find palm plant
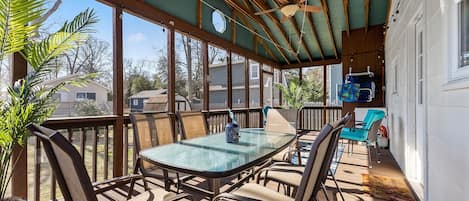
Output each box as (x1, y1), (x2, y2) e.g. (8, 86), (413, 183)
(0, 0), (97, 199)
(275, 77), (304, 109)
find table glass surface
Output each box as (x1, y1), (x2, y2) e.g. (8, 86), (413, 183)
(139, 128), (295, 175)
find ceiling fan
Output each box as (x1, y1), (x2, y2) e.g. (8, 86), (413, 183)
(254, 0), (321, 20)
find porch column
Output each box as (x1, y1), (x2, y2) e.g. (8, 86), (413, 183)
(323, 65), (327, 125)
(10, 53), (28, 200)
(112, 6), (124, 177)
(202, 42), (209, 111)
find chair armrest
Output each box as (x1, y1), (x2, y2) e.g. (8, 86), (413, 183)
(93, 174), (143, 194)
(214, 193), (260, 201)
(167, 193), (193, 201)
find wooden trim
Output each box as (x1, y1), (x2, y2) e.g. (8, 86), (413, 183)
(306, 14), (324, 60)
(320, 0), (338, 59)
(197, 0), (202, 29)
(266, 0), (313, 62)
(227, 51), (233, 109)
(281, 58), (341, 69)
(231, 11), (236, 44)
(384, 0), (393, 41)
(245, 59), (250, 126)
(343, 0), (350, 36)
(322, 65), (327, 125)
(10, 53), (28, 200)
(167, 27), (176, 113)
(203, 42), (209, 111)
(112, 6), (124, 177)
(98, 0), (278, 67)
(365, 0), (370, 32)
(278, 69), (283, 106)
(299, 67), (303, 81)
(224, 0), (293, 64)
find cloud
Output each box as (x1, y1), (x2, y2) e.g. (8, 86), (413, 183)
(128, 32), (146, 42)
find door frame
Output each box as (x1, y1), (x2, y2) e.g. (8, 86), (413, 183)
(406, 6), (427, 200)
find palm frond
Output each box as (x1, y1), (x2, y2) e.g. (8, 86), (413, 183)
(0, 0), (45, 59)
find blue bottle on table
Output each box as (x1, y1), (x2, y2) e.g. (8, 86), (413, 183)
(225, 109), (240, 143)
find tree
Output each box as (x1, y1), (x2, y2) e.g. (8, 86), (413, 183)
(73, 100), (103, 116)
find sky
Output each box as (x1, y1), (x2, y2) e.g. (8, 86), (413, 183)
(45, 0), (168, 61)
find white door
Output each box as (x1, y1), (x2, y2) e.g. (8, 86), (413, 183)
(414, 17), (425, 186)
(263, 73), (273, 106)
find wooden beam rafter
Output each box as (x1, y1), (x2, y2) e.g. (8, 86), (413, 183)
(225, 0), (297, 64)
(365, 0), (370, 32)
(281, 58), (341, 69)
(197, 0), (202, 29)
(320, 0), (339, 59)
(343, 0), (350, 36)
(234, 11), (279, 62)
(251, 0), (313, 62)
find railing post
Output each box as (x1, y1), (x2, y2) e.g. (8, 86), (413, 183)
(322, 65), (327, 125)
(245, 60), (250, 127)
(10, 52), (28, 199)
(112, 6), (124, 177)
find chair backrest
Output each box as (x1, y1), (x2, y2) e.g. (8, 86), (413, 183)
(28, 124), (97, 201)
(363, 110), (385, 130)
(177, 111), (209, 139)
(265, 109), (298, 134)
(367, 118), (384, 143)
(295, 124), (334, 201)
(130, 112), (176, 169)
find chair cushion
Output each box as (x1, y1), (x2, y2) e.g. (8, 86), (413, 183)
(232, 183), (295, 201)
(129, 188), (176, 201)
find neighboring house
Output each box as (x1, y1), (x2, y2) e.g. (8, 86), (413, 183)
(128, 89), (190, 112)
(43, 74), (111, 117)
(209, 61), (263, 108)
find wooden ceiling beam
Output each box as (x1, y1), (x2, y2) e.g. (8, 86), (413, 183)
(97, 0), (278, 67)
(281, 58), (341, 69)
(343, 0), (350, 36)
(320, 0), (339, 59)
(225, 0), (298, 64)
(365, 0), (370, 32)
(251, 0), (313, 62)
(197, 0), (202, 29)
(235, 11), (279, 62)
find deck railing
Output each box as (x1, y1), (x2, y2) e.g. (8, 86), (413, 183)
(27, 106), (340, 200)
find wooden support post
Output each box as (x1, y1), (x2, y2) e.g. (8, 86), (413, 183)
(112, 6), (124, 177)
(10, 53), (28, 200)
(202, 42), (209, 111)
(259, 64), (264, 126)
(245, 59), (250, 127)
(279, 69), (283, 106)
(168, 27), (176, 114)
(227, 51), (233, 109)
(323, 65), (327, 125)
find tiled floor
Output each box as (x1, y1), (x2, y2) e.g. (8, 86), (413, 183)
(97, 141), (416, 201)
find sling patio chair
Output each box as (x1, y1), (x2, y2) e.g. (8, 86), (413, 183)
(213, 123), (336, 201)
(255, 113), (352, 201)
(340, 110), (385, 168)
(176, 111), (209, 140)
(131, 112), (188, 192)
(27, 123), (192, 201)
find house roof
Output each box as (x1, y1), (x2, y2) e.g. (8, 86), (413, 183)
(144, 94), (187, 103)
(129, 89), (167, 99)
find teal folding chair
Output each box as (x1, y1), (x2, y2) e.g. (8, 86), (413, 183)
(340, 110), (385, 168)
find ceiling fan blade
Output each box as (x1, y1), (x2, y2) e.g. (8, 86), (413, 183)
(278, 0), (290, 5)
(299, 5), (321, 13)
(255, 8), (279, 15)
(281, 15), (290, 22)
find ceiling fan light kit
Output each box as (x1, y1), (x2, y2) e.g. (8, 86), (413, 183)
(281, 4), (300, 17)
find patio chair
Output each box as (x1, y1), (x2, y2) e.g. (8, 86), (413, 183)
(214, 123), (335, 201)
(340, 110), (385, 168)
(177, 111), (209, 139)
(130, 112), (185, 191)
(27, 123), (192, 201)
(256, 113), (352, 200)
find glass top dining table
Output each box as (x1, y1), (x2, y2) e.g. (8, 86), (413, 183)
(139, 128), (296, 178)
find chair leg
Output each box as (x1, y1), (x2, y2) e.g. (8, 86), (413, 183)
(329, 170), (345, 201)
(367, 145), (373, 168)
(375, 142), (381, 164)
(321, 183), (331, 201)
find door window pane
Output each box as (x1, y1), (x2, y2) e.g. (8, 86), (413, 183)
(208, 45), (228, 110)
(232, 53), (246, 108)
(273, 69), (281, 106)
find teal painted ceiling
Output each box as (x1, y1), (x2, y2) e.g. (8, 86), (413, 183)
(144, 0), (389, 65)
